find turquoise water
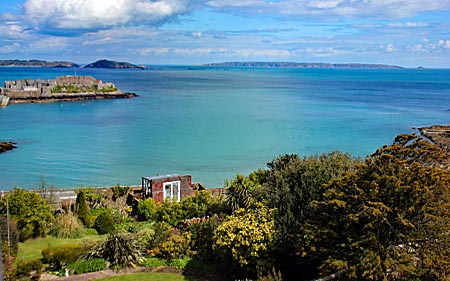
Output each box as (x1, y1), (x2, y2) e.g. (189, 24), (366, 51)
(1, 67), (450, 189)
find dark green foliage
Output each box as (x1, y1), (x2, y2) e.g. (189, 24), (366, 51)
(93, 211), (116, 234)
(13, 259), (42, 279)
(76, 190), (91, 227)
(0, 217), (19, 256)
(155, 202), (185, 227)
(146, 222), (171, 250)
(70, 258), (106, 274)
(185, 215), (223, 261)
(86, 231), (144, 268)
(304, 134), (450, 279)
(256, 152), (357, 244)
(142, 257), (167, 267)
(112, 185), (130, 201)
(0, 188), (53, 241)
(42, 245), (87, 270)
(225, 172), (262, 212)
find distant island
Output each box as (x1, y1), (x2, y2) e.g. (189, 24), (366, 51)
(0, 75), (137, 106)
(84, 59), (147, 69)
(0, 59), (79, 68)
(203, 61), (403, 69)
(0, 59), (147, 69)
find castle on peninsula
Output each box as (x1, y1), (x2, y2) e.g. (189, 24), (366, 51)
(0, 75), (124, 106)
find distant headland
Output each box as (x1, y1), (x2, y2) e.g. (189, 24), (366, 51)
(0, 75), (138, 106)
(0, 59), (147, 69)
(0, 59), (79, 68)
(203, 61), (403, 69)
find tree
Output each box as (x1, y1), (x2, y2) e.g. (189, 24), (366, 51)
(303, 134), (450, 279)
(75, 190), (90, 227)
(0, 188), (53, 241)
(213, 203), (276, 278)
(225, 172), (262, 212)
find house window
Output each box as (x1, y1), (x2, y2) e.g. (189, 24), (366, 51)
(163, 181), (180, 203)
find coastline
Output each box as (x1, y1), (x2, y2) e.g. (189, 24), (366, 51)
(418, 125), (450, 152)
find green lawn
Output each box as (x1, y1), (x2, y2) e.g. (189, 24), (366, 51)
(96, 272), (196, 281)
(17, 233), (102, 262)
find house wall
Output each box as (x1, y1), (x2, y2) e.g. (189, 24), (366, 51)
(150, 175), (192, 203)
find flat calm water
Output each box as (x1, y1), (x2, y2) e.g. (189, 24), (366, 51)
(1, 67), (450, 189)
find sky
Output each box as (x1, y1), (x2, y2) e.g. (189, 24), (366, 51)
(0, 0), (449, 67)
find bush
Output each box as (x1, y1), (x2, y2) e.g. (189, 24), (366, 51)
(41, 245), (86, 270)
(93, 211), (115, 235)
(13, 259), (43, 279)
(86, 232), (144, 269)
(70, 258), (106, 274)
(50, 212), (83, 238)
(76, 190), (91, 227)
(157, 231), (192, 260)
(138, 197), (157, 221)
(142, 257), (167, 267)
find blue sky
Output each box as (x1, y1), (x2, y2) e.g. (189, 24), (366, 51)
(0, 0), (449, 67)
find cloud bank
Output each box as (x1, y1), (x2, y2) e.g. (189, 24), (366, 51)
(23, 0), (200, 32)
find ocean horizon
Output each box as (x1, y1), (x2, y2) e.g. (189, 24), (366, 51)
(1, 66), (450, 190)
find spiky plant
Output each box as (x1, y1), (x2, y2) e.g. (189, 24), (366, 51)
(86, 231), (144, 269)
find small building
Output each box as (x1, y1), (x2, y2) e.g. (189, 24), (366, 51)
(142, 174), (193, 203)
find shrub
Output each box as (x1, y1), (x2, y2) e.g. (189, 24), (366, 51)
(42, 245), (86, 270)
(76, 190), (91, 227)
(13, 259), (43, 279)
(50, 212), (83, 238)
(157, 231), (192, 260)
(70, 258), (106, 274)
(93, 211), (115, 235)
(142, 257), (167, 267)
(138, 197), (157, 221)
(86, 232), (144, 269)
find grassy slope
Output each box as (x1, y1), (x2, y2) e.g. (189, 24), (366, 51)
(17, 233), (102, 261)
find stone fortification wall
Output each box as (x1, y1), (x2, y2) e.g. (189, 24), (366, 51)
(6, 90), (41, 98)
(56, 76), (97, 87)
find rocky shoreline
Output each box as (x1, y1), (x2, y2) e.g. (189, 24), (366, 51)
(0, 142), (17, 153)
(8, 91), (138, 104)
(418, 125), (450, 152)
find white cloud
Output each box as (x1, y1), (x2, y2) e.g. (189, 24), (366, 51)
(0, 42), (21, 53)
(387, 22), (428, 27)
(23, 0), (198, 32)
(207, 0), (450, 19)
(439, 39), (450, 49)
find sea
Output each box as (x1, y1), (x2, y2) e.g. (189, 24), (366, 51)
(1, 66), (450, 190)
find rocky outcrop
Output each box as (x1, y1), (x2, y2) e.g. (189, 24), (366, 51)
(0, 60), (79, 68)
(84, 59), (147, 69)
(418, 125), (450, 152)
(0, 142), (17, 153)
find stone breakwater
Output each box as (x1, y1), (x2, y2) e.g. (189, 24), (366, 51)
(8, 91), (138, 104)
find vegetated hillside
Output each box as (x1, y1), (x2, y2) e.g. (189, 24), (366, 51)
(84, 59), (147, 69)
(204, 61), (403, 69)
(0, 59), (79, 68)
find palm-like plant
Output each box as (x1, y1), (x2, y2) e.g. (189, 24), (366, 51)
(85, 231), (144, 269)
(225, 173), (261, 212)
